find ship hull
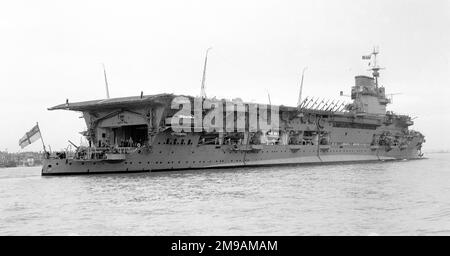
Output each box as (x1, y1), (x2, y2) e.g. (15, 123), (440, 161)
(41, 141), (423, 176)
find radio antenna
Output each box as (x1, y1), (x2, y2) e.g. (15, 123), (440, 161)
(200, 47), (212, 99)
(266, 89), (272, 105)
(297, 67), (308, 107)
(102, 63), (110, 99)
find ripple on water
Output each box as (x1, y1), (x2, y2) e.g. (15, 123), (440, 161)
(1, 154), (450, 235)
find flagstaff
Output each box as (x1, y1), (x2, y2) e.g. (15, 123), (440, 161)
(37, 122), (47, 154)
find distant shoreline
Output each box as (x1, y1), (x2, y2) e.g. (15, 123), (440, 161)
(424, 150), (450, 154)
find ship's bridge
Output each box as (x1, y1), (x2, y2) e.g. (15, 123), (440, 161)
(350, 76), (390, 115)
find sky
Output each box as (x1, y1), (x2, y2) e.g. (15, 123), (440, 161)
(0, 0), (449, 152)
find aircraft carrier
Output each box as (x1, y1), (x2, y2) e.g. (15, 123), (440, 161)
(41, 48), (425, 175)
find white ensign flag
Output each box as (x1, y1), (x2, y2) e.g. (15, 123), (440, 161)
(19, 124), (41, 149)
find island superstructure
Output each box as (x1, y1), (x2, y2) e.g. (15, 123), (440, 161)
(41, 49), (425, 175)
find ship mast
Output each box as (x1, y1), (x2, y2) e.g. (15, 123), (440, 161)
(369, 46), (382, 88)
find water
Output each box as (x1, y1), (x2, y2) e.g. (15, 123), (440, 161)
(1, 153), (450, 235)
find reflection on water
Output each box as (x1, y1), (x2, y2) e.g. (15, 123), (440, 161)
(1, 153), (450, 235)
